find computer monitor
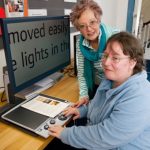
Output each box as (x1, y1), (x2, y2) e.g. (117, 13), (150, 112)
(1, 16), (70, 99)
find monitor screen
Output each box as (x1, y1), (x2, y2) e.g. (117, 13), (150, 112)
(1, 16), (70, 94)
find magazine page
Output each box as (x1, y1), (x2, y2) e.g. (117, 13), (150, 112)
(4, 0), (25, 17)
(21, 95), (70, 118)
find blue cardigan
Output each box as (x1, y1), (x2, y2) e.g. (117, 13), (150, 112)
(60, 71), (150, 150)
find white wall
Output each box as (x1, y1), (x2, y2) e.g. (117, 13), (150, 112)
(0, 0), (129, 87)
(132, 0), (142, 36)
(94, 0), (128, 30)
(0, 49), (6, 87)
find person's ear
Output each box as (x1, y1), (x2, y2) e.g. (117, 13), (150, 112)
(129, 59), (137, 70)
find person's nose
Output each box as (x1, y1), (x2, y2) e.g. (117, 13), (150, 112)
(103, 56), (111, 66)
(86, 25), (93, 31)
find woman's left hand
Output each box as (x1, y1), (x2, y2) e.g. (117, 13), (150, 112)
(48, 125), (65, 138)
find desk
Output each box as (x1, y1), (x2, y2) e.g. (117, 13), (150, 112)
(0, 75), (79, 150)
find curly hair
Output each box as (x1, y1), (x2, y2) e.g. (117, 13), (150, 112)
(70, 0), (102, 30)
(106, 32), (145, 74)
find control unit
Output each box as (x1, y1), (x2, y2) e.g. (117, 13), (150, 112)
(1, 94), (73, 138)
(35, 113), (72, 138)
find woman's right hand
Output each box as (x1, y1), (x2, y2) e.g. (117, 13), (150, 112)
(63, 107), (80, 120)
(72, 97), (89, 108)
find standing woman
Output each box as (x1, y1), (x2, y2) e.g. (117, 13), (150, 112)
(70, 0), (118, 107)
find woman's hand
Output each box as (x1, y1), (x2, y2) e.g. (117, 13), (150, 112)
(48, 107), (80, 138)
(63, 106), (80, 120)
(48, 125), (64, 138)
(72, 97), (89, 108)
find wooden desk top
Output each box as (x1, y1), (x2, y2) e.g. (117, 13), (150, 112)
(0, 75), (79, 150)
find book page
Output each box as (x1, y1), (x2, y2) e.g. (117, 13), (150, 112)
(21, 95), (70, 118)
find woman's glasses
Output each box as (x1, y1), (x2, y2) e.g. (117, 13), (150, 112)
(101, 54), (130, 64)
(78, 20), (98, 31)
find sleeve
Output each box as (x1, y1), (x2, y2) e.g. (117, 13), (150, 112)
(60, 94), (150, 150)
(78, 104), (88, 118)
(76, 38), (89, 99)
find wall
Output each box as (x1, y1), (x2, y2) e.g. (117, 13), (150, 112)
(141, 0), (150, 23)
(95, 0), (128, 30)
(0, 0), (129, 87)
(0, 50), (6, 89)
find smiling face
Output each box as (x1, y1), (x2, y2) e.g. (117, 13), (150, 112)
(102, 41), (137, 88)
(78, 9), (100, 42)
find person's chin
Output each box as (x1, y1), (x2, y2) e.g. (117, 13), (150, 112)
(105, 73), (114, 80)
(87, 33), (98, 40)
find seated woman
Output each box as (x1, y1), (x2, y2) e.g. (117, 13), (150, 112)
(48, 32), (150, 150)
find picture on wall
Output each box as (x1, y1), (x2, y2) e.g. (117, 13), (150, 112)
(4, 0), (28, 17)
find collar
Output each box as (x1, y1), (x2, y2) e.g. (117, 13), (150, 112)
(98, 71), (147, 98)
